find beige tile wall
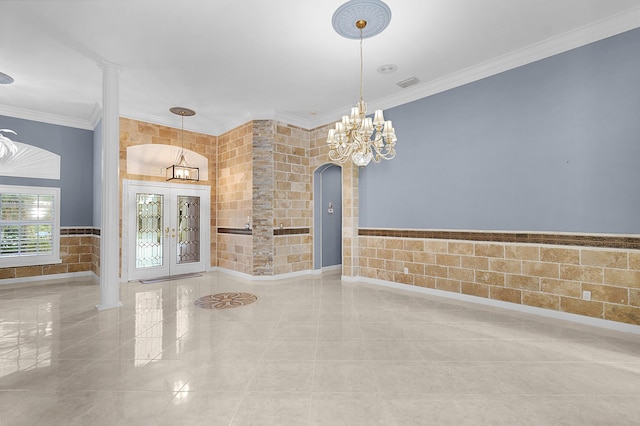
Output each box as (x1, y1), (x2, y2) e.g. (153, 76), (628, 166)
(0, 234), (98, 280)
(216, 120), (315, 276)
(273, 123), (311, 229)
(272, 122), (312, 273)
(359, 236), (640, 325)
(216, 123), (253, 229)
(274, 234), (312, 275)
(216, 122), (253, 273)
(217, 233), (253, 275)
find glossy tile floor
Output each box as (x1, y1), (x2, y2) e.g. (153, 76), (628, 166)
(1, 271), (639, 425)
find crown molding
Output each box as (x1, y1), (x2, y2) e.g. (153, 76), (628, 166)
(356, 5), (640, 118)
(215, 110), (317, 135)
(214, 112), (255, 136)
(0, 104), (95, 130)
(272, 110), (315, 129)
(119, 110), (221, 137)
(88, 103), (102, 128)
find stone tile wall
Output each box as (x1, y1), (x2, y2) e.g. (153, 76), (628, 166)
(216, 122), (254, 273)
(217, 233), (253, 275)
(0, 230), (98, 280)
(358, 233), (640, 325)
(273, 123), (311, 228)
(217, 120), (315, 277)
(271, 122), (312, 274)
(274, 233), (312, 275)
(252, 120), (275, 276)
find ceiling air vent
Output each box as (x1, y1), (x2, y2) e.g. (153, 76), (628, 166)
(396, 77), (419, 89)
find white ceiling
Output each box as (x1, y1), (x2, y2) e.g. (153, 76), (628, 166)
(2, 0), (640, 136)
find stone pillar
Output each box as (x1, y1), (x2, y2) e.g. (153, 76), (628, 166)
(96, 61), (123, 310)
(252, 120), (275, 275)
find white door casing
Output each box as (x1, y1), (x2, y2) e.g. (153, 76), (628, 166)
(122, 180), (210, 281)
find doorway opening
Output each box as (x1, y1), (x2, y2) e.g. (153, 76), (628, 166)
(122, 180), (210, 281)
(313, 164), (342, 271)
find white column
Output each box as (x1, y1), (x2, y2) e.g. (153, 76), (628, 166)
(97, 60), (123, 310)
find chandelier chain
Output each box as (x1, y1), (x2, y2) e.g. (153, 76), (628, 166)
(359, 28), (364, 106)
(166, 107), (199, 181)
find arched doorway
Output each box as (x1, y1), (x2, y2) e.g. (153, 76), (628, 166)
(313, 164), (342, 271)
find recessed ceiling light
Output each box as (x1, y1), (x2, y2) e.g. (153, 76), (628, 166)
(0, 72), (14, 85)
(377, 64), (397, 74)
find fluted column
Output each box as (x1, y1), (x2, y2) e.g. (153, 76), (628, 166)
(96, 60), (123, 310)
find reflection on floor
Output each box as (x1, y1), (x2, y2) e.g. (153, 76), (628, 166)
(0, 271), (639, 425)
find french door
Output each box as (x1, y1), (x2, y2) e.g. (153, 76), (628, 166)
(123, 180), (209, 281)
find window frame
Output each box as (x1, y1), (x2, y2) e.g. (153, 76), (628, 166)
(0, 185), (61, 268)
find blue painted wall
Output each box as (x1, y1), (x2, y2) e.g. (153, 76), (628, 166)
(321, 165), (342, 267)
(359, 28), (640, 234)
(0, 116), (94, 226)
(93, 119), (102, 228)
(314, 164), (342, 269)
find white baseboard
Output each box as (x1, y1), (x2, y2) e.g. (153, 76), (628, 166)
(355, 275), (640, 336)
(214, 266), (314, 281)
(0, 271), (96, 286)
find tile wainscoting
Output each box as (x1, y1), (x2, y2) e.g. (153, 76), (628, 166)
(358, 229), (640, 326)
(0, 227), (100, 281)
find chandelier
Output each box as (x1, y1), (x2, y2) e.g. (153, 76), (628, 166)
(327, 0), (397, 167)
(0, 129), (18, 161)
(166, 107), (199, 181)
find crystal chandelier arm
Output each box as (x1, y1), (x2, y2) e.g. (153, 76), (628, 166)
(328, 138), (357, 163)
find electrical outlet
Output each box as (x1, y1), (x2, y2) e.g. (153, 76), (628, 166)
(582, 290), (591, 301)
(404, 267), (409, 274)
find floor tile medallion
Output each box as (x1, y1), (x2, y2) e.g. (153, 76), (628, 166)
(194, 292), (258, 309)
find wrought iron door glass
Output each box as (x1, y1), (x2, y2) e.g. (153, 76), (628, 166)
(176, 195), (200, 264)
(136, 193), (163, 268)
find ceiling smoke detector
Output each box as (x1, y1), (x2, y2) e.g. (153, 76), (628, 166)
(396, 77), (419, 88)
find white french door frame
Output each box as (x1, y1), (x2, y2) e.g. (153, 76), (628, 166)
(121, 179), (210, 282)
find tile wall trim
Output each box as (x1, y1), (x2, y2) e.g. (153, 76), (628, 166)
(217, 228), (252, 236)
(61, 227), (100, 236)
(274, 227), (310, 236)
(358, 228), (640, 250)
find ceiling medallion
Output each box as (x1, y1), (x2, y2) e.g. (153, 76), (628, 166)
(332, 0), (392, 39)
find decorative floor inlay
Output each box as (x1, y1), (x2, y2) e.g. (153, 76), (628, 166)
(194, 292), (258, 309)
